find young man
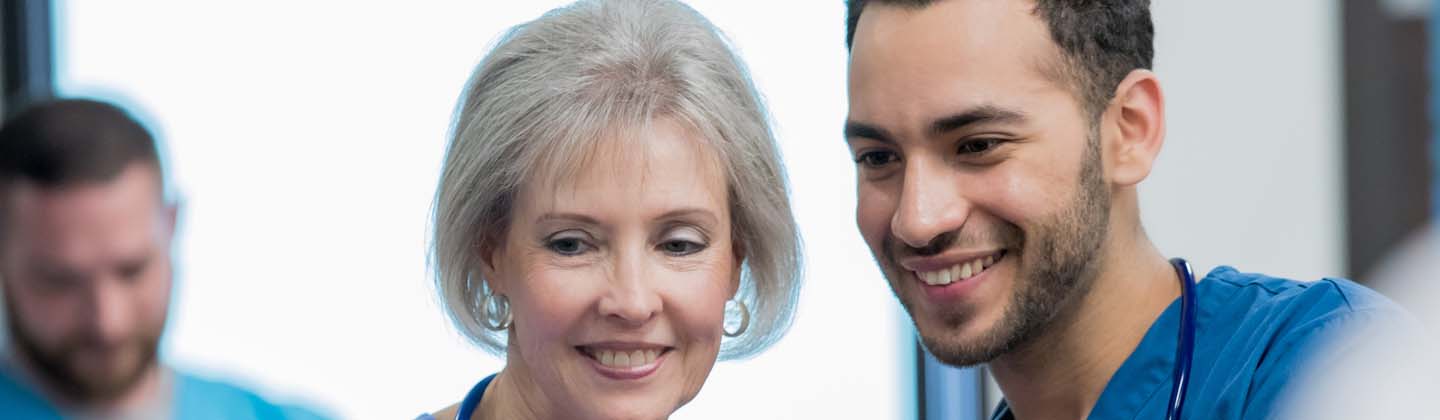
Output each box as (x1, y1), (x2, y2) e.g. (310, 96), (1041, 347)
(0, 99), (325, 419)
(842, 1), (1409, 418)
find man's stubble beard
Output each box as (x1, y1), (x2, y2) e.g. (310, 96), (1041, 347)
(885, 132), (1112, 367)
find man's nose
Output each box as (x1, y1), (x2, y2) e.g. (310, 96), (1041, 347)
(891, 158), (971, 250)
(84, 276), (133, 345)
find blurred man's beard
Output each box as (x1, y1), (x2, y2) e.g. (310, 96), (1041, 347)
(885, 135), (1111, 367)
(4, 296), (162, 404)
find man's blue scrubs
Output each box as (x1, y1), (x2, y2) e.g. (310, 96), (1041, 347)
(991, 266), (1408, 420)
(0, 364), (329, 419)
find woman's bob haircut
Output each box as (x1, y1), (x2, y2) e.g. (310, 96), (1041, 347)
(431, 0), (801, 360)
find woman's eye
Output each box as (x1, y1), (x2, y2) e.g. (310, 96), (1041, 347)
(957, 138), (1003, 155)
(546, 237), (590, 256)
(659, 239), (705, 256)
(854, 150), (900, 168)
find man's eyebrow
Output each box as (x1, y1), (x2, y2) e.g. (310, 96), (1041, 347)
(845, 105), (1027, 144)
(929, 105), (1028, 136)
(25, 259), (80, 279)
(844, 120), (895, 144)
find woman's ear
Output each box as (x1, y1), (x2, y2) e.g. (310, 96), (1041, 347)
(1104, 69), (1167, 187)
(730, 240), (745, 297)
(477, 239), (505, 293)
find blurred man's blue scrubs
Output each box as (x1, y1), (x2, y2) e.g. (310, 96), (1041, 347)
(991, 267), (1409, 419)
(0, 364), (327, 420)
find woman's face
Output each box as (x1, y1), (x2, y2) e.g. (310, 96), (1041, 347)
(486, 117), (738, 419)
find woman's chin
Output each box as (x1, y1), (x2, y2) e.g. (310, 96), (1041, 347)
(577, 398), (678, 420)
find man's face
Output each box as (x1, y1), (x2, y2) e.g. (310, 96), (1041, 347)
(1, 163), (173, 402)
(846, 0), (1112, 366)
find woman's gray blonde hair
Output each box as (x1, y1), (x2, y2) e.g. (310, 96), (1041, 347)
(431, 0), (801, 360)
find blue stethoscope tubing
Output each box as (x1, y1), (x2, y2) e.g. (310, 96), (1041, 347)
(1166, 257), (1198, 420)
(996, 258), (1200, 420)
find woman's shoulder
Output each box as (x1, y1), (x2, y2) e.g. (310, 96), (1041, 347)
(420, 403), (460, 420)
(427, 373), (496, 420)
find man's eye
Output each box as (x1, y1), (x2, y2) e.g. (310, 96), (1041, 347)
(39, 277), (80, 293)
(957, 138), (1003, 155)
(118, 260), (150, 282)
(854, 150), (900, 168)
(659, 240), (705, 256)
(546, 237), (590, 256)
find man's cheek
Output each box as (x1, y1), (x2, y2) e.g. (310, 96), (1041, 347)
(856, 198), (892, 241)
(22, 300), (71, 340)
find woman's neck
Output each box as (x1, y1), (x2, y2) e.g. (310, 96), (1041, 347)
(474, 362), (555, 420)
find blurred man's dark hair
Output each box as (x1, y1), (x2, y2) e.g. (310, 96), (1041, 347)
(0, 98), (162, 238)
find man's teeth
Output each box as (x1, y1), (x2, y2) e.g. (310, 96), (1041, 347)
(917, 254), (999, 286)
(592, 348), (660, 368)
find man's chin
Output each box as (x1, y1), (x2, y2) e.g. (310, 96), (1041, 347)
(905, 305), (1015, 368)
(52, 347), (159, 402)
(916, 329), (1008, 367)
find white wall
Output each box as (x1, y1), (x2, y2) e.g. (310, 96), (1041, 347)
(1143, 0), (1343, 280)
(54, 1), (908, 419)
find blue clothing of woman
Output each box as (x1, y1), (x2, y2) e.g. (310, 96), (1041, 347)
(416, 374), (495, 420)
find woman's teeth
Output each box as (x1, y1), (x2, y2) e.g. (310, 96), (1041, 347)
(588, 348), (660, 368)
(916, 253), (1001, 286)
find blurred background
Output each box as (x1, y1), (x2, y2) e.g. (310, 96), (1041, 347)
(0, 0), (1432, 419)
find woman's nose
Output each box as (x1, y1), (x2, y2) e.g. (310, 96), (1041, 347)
(597, 251), (662, 326)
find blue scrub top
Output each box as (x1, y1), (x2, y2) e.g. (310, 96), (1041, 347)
(991, 266), (1408, 420)
(0, 365), (330, 420)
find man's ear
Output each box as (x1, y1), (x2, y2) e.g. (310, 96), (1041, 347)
(1104, 69), (1167, 187)
(162, 197), (181, 242)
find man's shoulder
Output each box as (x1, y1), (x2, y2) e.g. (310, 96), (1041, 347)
(0, 362), (61, 419)
(1185, 266), (1417, 418)
(173, 370), (332, 420)
(1196, 266), (1417, 378)
(1200, 265), (1405, 330)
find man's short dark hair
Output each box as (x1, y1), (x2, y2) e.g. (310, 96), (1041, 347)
(0, 99), (162, 233)
(845, 0), (1153, 120)
(0, 99), (160, 187)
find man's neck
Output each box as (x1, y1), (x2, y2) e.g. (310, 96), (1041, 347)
(988, 231), (1180, 420)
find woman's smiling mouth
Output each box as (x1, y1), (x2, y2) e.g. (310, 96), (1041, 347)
(577, 345), (674, 380)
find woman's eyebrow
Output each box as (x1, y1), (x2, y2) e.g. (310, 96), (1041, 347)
(655, 208), (720, 225)
(535, 212), (601, 225)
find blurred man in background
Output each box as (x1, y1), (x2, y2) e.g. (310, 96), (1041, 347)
(0, 99), (325, 419)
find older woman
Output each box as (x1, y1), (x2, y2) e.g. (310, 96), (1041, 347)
(421, 0), (801, 419)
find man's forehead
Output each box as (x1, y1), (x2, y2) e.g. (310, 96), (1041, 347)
(851, 0), (1052, 56)
(847, 0), (1071, 134)
(3, 165), (165, 266)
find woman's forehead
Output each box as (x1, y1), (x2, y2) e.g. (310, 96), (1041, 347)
(514, 117), (730, 220)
